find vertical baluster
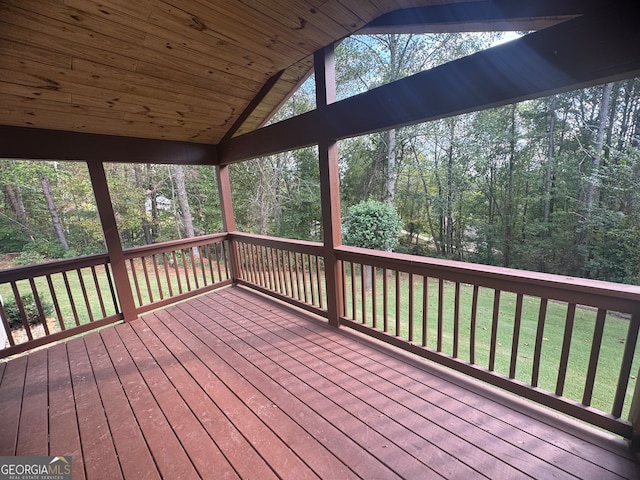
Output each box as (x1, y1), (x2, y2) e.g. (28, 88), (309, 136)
(190, 248), (200, 289)
(383, 268), (389, 333)
(583, 309), (607, 406)
(509, 293), (524, 379)
(408, 273), (414, 342)
(245, 243), (260, 285)
(309, 255), (318, 306)
(350, 262), (356, 320)
(316, 256), (324, 309)
(91, 265), (108, 318)
(0, 300), (15, 346)
(470, 285), (479, 364)
(140, 256), (153, 304)
(281, 249), (288, 295)
(205, 245), (216, 285)
(163, 253), (174, 297)
(371, 267), (377, 329)
(556, 303), (577, 396)
(47, 274), (65, 330)
(361, 264), (366, 324)
(213, 243), (223, 282)
(62, 272), (81, 327)
(151, 255), (164, 300)
(302, 254), (310, 303)
(612, 313), (640, 418)
(104, 263), (120, 315)
(199, 246), (208, 286)
(437, 278), (444, 352)
(422, 276), (428, 347)
(489, 290), (501, 371)
(294, 252), (303, 302)
(453, 282), (460, 357)
(287, 251), (296, 299)
(220, 241), (230, 279)
(11, 282), (33, 340)
(268, 248), (278, 293)
(181, 249), (192, 291)
(29, 279), (50, 335)
(77, 268), (94, 322)
(531, 298), (548, 387)
(340, 261), (347, 316)
(395, 271), (401, 337)
(129, 258), (143, 305)
(172, 251), (183, 294)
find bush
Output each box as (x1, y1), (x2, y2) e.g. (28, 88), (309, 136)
(13, 250), (46, 266)
(2, 294), (54, 329)
(342, 200), (403, 251)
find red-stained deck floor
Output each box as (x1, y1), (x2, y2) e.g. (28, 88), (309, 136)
(0, 286), (638, 479)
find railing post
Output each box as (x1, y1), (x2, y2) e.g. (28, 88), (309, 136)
(315, 44), (343, 327)
(87, 161), (137, 321)
(216, 164), (240, 283)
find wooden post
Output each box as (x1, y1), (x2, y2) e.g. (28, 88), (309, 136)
(315, 44), (343, 327)
(86, 161), (137, 321)
(216, 164), (240, 282)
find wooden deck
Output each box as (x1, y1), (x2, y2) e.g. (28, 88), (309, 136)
(0, 286), (638, 480)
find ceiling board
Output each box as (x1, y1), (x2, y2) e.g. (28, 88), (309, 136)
(0, 0), (625, 145)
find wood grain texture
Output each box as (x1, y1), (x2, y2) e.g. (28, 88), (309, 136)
(0, 286), (636, 479)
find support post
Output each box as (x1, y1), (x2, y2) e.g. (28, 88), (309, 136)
(315, 44), (343, 327)
(216, 164), (240, 282)
(87, 161), (137, 321)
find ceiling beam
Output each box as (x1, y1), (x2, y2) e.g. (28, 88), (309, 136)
(0, 127), (218, 165)
(218, 3), (640, 164)
(359, 0), (604, 34)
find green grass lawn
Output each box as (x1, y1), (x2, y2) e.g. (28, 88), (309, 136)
(342, 268), (640, 419)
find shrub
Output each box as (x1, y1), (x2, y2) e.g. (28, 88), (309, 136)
(342, 200), (403, 251)
(3, 294), (54, 329)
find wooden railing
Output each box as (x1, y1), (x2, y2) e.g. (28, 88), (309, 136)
(0, 234), (232, 358)
(231, 233), (327, 316)
(3, 230), (640, 439)
(123, 233), (232, 314)
(0, 254), (121, 358)
(335, 245), (640, 439)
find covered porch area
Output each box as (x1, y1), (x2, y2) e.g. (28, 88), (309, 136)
(1, 286), (637, 479)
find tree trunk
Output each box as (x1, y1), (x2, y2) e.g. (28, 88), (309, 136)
(543, 96), (557, 228)
(134, 164), (152, 244)
(40, 174), (69, 250)
(173, 165), (199, 259)
(387, 128), (396, 206)
(586, 82), (614, 215)
(503, 104), (517, 268)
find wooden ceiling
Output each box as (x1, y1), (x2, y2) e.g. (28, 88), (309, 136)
(0, 0), (617, 146)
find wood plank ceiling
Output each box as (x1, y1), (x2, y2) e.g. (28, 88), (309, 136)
(0, 0), (611, 145)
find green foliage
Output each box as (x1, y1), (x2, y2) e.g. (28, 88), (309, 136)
(343, 200), (403, 251)
(13, 250), (46, 266)
(0, 218), (29, 253)
(3, 294), (54, 329)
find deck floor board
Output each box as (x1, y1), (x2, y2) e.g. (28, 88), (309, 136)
(0, 286), (638, 479)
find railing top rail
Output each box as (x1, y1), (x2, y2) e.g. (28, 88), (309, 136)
(0, 253), (111, 284)
(336, 245), (640, 314)
(123, 232), (228, 258)
(231, 232), (324, 255)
